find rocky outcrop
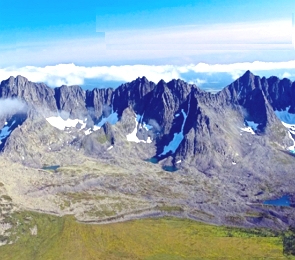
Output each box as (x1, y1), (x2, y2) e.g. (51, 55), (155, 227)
(218, 71), (291, 133)
(85, 88), (113, 121)
(113, 76), (156, 117)
(0, 75), (57, 112)
(54, 85), (87, 118)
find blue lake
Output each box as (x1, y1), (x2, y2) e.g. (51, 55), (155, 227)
(42, 165), (60, 171)
(263, 195), (291, 207)
(146, 157), (158, 164)
(145, 158), (178, 172)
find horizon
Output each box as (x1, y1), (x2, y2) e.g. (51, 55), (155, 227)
(0, 1), (295, 91)
(1, 68), (294, 95)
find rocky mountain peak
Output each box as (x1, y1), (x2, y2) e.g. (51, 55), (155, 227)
(54, 84), (87, 118)
(15, 75), (29, 86)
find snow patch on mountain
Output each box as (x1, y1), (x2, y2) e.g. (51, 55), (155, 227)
(126, 117), (152, 143)
(160, 96), (191, 156)
(0, 120), (16, 143)
(46, 117), (86, 131)
(84, 128), (93, 135)
(83, 112), (119, 136)
(96, 112), (119, 127)
(274, 106), (295, 153)
(93, 98), (119, 130)
(240, 120), (259, 135)
(240, 126), (255, 135)
(245, 120), (259, 131)
(287, 132), (295, 152)
(107, 145), (113, 150)
(81, 98), (119, 135)
(136, 114), (153, 131)
(143, 122), (153, 131)
(274, 106), (295, 125)
(160, 122), (185, 155)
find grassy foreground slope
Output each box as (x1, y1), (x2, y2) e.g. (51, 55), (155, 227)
(1, 211), (294, 260)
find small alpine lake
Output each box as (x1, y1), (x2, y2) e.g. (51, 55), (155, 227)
(42, 165), (60, 171)
(263, 195), (291, 207)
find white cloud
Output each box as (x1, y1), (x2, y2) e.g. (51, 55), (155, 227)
(185, 60), (295, 80)
(282, 72), (292, 78)
(0, 64), (181, 86)
(188, 78), (207, 86)
(0, 60), (294, 88)
(0, 98), (27, 117)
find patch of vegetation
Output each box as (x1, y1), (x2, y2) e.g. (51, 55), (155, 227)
(270, 124), (287, 140)
(1, 211), (64, 254)
(282, 226), (295, 256)
(56, 160), (127, 177)
(225, 215), (244, 224)
(62, 192), (107, 202)
(157, 205), (184, 212)
(245, 210), (264, 217)
(274, 156), (293, 165)
(57, 192), (146, 218)
(0, 212), (293, 260)
(0, 182), (4, 187)
(1, 195), (12, 201)
(59, 199), (71, 210)
(97, 135), (108, 144)
(57, 166), (83, 175)
(190, 209), (215, 220)
(86, 208), (116, 218)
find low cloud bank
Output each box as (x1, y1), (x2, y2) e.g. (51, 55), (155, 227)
(0, 98), (27, 118)
(0, 61), (294, 90)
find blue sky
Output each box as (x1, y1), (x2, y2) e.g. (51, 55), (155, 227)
(0, 0), (295, 90)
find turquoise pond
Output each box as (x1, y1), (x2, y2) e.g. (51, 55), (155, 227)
(42, 165), (60, 171)
(146, 157), (158, 164)
(145, 158), (178, 172)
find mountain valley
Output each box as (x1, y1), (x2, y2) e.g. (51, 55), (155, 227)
(0, 71), (294, 255)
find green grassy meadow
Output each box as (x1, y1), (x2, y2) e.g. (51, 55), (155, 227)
(1, 211), (294, 260)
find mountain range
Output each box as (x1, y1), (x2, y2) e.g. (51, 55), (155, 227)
(0, 71), (294, 233)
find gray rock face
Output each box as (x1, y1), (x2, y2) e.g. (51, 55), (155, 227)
(223, 71), (295, 125)
(86, 88), (113, 121)
(54, 85), (87, 118)
(113, 76), (156, 117)
(0, 76), (57, 112)
(144, 79), (193, 135)
(263, 76), (295, 112)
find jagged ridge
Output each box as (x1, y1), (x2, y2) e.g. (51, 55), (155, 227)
(0, 71), (294, 170)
